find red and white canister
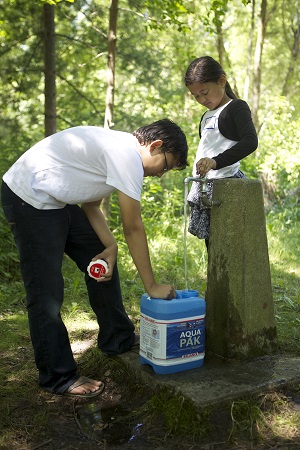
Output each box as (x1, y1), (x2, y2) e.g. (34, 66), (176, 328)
(87, 259), (108, 280)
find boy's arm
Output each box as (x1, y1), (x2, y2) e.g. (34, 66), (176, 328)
(117, 190), (176, 300)
(81, 200), (118, 278)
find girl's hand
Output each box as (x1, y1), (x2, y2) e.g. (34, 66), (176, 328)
(196, 157), (217, 176)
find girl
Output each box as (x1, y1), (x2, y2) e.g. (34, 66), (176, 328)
(184, 56), (258, 250)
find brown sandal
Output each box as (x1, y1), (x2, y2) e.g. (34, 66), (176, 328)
(63, 376), (105, 398)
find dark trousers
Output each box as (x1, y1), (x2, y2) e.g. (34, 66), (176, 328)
(1, 181), (134, 393)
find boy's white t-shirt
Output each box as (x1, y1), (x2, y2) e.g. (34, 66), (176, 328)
(3, 126), (144, 209)
(193, 100), (239, 179)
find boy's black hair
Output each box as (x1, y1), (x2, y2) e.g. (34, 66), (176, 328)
(133, 118), (188, 170)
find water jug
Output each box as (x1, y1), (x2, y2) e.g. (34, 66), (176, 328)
(140, 289), (206, 374)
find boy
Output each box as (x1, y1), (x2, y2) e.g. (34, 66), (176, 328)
(1, 118), (188, 398)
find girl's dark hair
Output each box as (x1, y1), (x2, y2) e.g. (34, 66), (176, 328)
(184, 56), (237, 99)
(133, 118), (188, 170)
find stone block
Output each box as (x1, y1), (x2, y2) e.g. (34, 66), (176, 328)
(206, 178), (277, 359)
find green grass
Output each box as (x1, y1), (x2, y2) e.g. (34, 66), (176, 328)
(266, 219), (300, 354)
(0, 209), (299, 448)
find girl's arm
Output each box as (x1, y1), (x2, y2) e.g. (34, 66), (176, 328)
(212, 100), (258, 169)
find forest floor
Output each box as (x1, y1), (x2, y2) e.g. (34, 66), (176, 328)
(1, 218), (299, 449)
(1, 331), (300, 450)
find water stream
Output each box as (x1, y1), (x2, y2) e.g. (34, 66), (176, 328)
(183, 177), (204, 291)
(183, 182), (189, 292)
(75, 402), (145, 445)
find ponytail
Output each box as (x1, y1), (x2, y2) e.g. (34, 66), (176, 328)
(225, 81), (237, 99)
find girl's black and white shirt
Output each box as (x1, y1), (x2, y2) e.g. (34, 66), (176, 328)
(192, 99), (258, 180)
(187, 98), (258, 240)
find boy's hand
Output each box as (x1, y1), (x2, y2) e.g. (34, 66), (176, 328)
(147, 284), (176, 300)
(92, 244), (118, 282)
(196, 157), (216, 176)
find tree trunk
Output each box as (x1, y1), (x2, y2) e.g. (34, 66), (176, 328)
(243, 0), (256, 102)
(101, 0), (118, 221)
(43, 3), (56, 137)
(282, 0), (300, 96)
(252, 0), (267, 129)
(104, 0), (118, 129)
(216, 22), (239, 98)
(216, 22), (225, 67)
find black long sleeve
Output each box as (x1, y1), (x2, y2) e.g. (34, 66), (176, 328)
(207, 99), (258, 170)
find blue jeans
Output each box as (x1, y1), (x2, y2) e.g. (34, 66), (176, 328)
(1, 181), (135, 393)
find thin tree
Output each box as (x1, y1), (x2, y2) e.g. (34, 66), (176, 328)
(252, 0), (277, 128)
(252, 0), (267, 129)
(43, 2), (56, 136)
(101, 0), (118, 220)
(216, 21), (239, 98)
(244, 0), (256, 102)
(281, 0), (300, 96)
(214, 4), (239, 97)
(104, 0), (118, 129)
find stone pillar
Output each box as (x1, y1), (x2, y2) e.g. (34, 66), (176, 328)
(206, 178), (277, 360)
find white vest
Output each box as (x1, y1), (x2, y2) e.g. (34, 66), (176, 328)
(193, 101), (240, 179)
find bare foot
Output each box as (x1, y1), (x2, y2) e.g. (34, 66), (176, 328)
(69, 378), (103, 395)
(65, 376), (105, 398)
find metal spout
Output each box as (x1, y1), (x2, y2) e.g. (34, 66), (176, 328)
(184, 176), (204, 184)
(184, 176), (221, 208)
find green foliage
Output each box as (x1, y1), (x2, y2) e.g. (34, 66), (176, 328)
(258, 96), (300, 195)
(41, 0), (74, 4)
(227, 391), (300, 445)
(150, 390), (211, 437)
(209, 0), (229, 30)
(267, 198), (300, 229)
(228, 398), (264, 442)
(142, 0), (192, 31)
(0, 0), (299, 327)
(0, 209), (20, 282)
(266, 214), (300, 353)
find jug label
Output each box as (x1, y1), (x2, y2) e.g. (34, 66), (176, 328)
(140, 313), (205, 361)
